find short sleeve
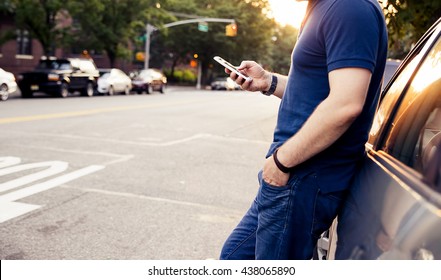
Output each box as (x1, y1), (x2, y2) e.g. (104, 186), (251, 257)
(321, 0), (382, 73)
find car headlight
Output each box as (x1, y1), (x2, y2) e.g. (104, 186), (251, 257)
(48, 73), (59, 81)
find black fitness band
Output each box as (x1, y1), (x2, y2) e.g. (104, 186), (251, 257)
(273, 149), (291, 174)
(261, 74), (278, 96)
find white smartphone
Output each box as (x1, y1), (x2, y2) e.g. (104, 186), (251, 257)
(213, 56), (252, 81)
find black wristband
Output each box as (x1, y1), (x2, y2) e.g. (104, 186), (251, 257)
(273, 149), (291, 173)
(261, 74), (277, 96)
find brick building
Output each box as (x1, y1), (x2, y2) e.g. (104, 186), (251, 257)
(0, 14), (138, 76)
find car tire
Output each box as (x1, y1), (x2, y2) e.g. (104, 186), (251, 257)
(0, 84), (9, 101)
(21, 90), (33, 98)
(146, 84), (153, 94)
(159, 84), (166, 94)
(123, 86), (130, 95)
(82, 82), (94, 97)
(108, 86), (114, 96)
(59, 83), (69, 98)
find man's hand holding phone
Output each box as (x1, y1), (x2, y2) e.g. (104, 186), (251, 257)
(213, 56), (272, 93)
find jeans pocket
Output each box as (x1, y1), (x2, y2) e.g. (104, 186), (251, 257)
(256, 174), (295, 231)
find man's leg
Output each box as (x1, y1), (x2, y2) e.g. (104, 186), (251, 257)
(220, 199), (258, 260)
(221, 171), (346, 260)
(255, 172), (347, 259)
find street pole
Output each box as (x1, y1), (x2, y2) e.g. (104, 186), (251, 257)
(196, 62), (202, 90)
(144, 24), (156, 69)
(144, 17), (235, 85)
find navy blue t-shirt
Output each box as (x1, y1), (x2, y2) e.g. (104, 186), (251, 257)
(267, 0), (388, 192)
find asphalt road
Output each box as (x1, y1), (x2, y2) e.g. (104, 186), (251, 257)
(0, 87), (280, 259)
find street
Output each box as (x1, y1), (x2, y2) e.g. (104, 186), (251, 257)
(0, 87), (280, 259)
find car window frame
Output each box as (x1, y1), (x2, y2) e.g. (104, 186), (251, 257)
(371, 19), (441, 151)
(368, 19), (441, 198)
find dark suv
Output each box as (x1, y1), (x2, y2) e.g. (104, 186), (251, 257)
(316, 17), (441, 260)
(17, 57), (99, 98)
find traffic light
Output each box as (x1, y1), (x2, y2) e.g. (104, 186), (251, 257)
(226, 23), (237, 37)
(190, 60), (198, 68)
(135, 52), (145, 62)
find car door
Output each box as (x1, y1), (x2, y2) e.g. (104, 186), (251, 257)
(68, 59), (83, 91)
(333, 19), (441, 260)
(114, 69), (126, 92)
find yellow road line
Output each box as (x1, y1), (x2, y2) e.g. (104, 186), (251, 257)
(0, 100), (199, 124)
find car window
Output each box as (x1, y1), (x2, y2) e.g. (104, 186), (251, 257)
(369, 55), (422, 143)
(36, 60), (71, 70)
(152, 71), (163, 79)
(79, 61), (97, 72)
(139, 70), (153, 78)
(381, 36), (441, 188)
(382, 60), (401, 91)
(70, 59), (80, 69)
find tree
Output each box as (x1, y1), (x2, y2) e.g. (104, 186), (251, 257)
(69, 0), (172, 67)
(0, 3), (16, 48)
(156, 0), (275, 84)
(380, 0), (441, 58)
(269, 25), (298, 75)
(11, 0), (71, 56)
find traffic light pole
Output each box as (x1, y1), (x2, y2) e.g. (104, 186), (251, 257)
(144, 17), (235, 70)
(144, 24), (157, 69)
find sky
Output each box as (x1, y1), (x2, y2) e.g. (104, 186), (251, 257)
(267, 0), (308, 28)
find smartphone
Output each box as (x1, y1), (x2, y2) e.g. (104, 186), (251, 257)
(213, 56), (252, 81)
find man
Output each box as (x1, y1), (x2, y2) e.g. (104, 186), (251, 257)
(220, 0), (388, 260)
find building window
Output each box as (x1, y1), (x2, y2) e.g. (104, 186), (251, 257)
(16, 29), (32, 55)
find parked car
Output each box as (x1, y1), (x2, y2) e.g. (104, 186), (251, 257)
(316, 17), (441, 260)
(0, 67), (17, 101)
(131, 68), (167, 94)
(382, 59), (401, 90)
(211, 77), (240, 91)
(97, 68), (132, 95)
(17, 57), (99, 98)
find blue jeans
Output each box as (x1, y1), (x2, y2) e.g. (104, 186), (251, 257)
(220, 170), (347, 260)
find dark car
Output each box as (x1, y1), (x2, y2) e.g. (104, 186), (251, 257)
(316, 17), (441, 260)
(17, 57), (99, 98)
(131, 68), (167, 94)
(382, 59), (401, 91)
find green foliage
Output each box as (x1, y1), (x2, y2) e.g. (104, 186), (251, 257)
(11, 0), (70, 55)
(380, 0), (441, 58)
(7, 0), (441, 74)
(0, 0), (15, 13)
(68, 0), (167, 67)
(269, 25), (298, 75)
(165, 68), (197, 84)
(156, 0), (275, 84)
(0, 30), (16, 47)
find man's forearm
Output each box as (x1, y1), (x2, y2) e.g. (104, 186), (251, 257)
(276, 96), (360, 168)
(275, 68), (371, 169)
(267, 73), (288, 99)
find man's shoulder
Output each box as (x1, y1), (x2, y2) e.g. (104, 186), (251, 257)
(318, 0), (384, 28)
(320, 0), (382, 14)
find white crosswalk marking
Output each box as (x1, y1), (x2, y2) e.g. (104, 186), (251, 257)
(0, 157), (104, 223)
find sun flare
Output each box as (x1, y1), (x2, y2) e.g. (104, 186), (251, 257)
(267, 0), (308, 29)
